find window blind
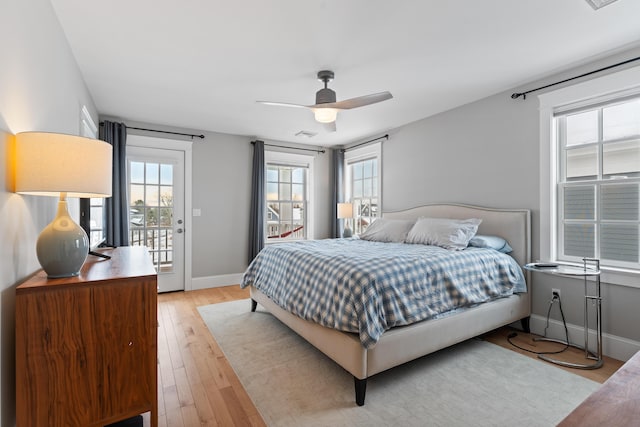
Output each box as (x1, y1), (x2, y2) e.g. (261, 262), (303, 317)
(601, 183), (639, 220)
(564, 186), (595, 219)
(564, 224), (595, 258)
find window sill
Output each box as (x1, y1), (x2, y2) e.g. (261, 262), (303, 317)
(600, 266), (640, 288)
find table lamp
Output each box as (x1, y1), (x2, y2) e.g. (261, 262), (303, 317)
(337, 202), (354, 238)
(15, 132), (112, 278)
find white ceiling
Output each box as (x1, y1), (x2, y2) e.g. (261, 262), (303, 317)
(50, 0), (640, 147)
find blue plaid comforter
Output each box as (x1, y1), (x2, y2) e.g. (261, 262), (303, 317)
(241, 239), (526, 349)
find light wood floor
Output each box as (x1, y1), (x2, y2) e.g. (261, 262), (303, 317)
(147, 285), (624, 427)
(151, 285), (263, 427)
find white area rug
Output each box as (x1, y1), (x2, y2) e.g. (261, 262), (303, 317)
(198, 300), (598, 427)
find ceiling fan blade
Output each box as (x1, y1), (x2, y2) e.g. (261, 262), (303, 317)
(257, 72), (391, 132)
(323, 121), (337, 132)
(327, 91), (393, 110)
(256, 101), (307, 109)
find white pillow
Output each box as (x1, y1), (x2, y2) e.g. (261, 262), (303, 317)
(405, 217), (482, 250)
(359, 218), (416, 243)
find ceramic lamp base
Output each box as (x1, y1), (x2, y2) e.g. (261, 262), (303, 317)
(343, 227), (352, 238)
(36, 199), (89, 278)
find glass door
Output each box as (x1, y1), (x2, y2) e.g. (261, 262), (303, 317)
(127, 146), (185, 292)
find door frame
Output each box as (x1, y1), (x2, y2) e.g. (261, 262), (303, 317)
(127, 134), (193, 291)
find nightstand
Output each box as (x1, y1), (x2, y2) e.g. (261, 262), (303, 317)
(524, 258), (603, 369)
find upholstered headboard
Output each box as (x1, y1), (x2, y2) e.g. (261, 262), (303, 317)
(384, 203), (531, 267)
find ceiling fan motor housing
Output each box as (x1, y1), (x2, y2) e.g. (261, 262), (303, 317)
(315, 87), (336, 105)
(315, 70), (337, 105)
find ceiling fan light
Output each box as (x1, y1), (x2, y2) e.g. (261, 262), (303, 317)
(313, 108), (338, 123)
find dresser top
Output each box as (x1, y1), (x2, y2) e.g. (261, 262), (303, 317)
(17, 246), (157, 291)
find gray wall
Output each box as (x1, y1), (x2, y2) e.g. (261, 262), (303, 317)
(383, 46), (640, 346)
(0, 0), (97, 424)
(191, 131), (253, 277)
(191, 133), (333, 277)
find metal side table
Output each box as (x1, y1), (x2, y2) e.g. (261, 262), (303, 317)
(524, 258), (603, 369)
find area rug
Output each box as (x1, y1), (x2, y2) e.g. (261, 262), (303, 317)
(198, 300), (599, 427)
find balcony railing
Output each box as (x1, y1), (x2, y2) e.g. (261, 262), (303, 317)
(130, 227), (173, 272)
(267, 224), (304, 239)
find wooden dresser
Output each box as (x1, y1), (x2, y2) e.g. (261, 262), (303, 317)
(16, 246), (158, 427)
(558, 350), (640, 426)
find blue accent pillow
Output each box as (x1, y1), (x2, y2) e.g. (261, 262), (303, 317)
(468, 235), (513, 253)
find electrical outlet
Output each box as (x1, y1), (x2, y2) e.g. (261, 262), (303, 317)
(551, 288), (561, 300)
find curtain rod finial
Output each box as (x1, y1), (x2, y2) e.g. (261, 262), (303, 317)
(511, 92), (524, 100)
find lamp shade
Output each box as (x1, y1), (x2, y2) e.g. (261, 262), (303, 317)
(15, 132), (113, 278)
(15, 132), (112, 198)
(337, 202), (353, 219)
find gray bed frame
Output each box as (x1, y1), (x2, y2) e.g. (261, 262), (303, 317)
(249, 203), (531, 405)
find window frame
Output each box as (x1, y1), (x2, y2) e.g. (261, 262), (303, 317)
(539, 65), (640, 287)
(344, 142), (382, 235)
(556, 102), (640, 270)
(264, 150), (314, 243)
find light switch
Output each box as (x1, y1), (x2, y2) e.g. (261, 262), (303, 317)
(192, 208), (201, 217)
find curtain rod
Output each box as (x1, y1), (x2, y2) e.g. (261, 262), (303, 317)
(342, 134), (389, 153)
(511, 55), (640, 100)
(251, 140), (325, 154)
(100, 122), (205, 140)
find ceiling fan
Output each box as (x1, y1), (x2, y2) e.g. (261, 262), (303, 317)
(257, 70), (393, 132)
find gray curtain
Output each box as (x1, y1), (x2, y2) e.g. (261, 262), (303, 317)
(100, 121), (129, 246)
(248, 140), (265, 262)
(331, 148), (345, 238)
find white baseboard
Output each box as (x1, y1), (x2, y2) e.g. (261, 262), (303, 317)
(530, 314), (640, 362)
(191, 273), (244, 290)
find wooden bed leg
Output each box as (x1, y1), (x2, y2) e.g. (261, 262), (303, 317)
(354, 377), (367, 406)
(251, 299), (257, 312)
(521, 316), (531, 333)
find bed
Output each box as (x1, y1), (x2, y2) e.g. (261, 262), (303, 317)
(242, 203), (531, 406)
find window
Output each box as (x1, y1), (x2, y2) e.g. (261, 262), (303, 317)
(85, 198), (106, 245)
(556, 97), (640, 269)
(78, 105), (107, 249)
(539, 65), (640, 286)
(345, 142), (382, 235)
(265, 151), (314, 242)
